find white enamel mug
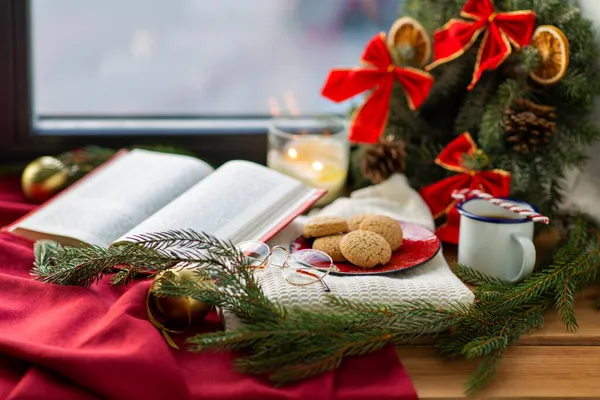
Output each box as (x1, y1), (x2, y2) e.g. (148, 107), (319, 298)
(456, 198), (536, 283)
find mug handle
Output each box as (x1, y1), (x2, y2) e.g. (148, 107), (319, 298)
(509, 234), (536, 283)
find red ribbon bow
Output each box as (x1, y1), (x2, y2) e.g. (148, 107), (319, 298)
(321, 33), (434, 144)
(419, 133), (511, 244)
(427, 0), (536, 90)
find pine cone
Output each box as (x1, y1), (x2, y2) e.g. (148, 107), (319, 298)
(360, 136), (407, 184)
(503, 98), (557, 155)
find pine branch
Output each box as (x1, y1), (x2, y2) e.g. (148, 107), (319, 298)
(33, 244), (171, 287)
(465, 350), (505, 396)
(265, 330), (392, 386)
(454, 264), (506, 286)
(186, 329), (275, 352)
(325, 296), (465, 333)
(462, 335), (508, 359)
(435, 330), (480, 358)
(237, 342), (345, 376)
(268, 352), (344, 386)
(520, 46), (540, 72)
(555, 276), (578, 331)
(454, 75), (498, 135)
(31, 240), (63, 278)
(116, 229), (236, 253)
(479, 79), (527, 151)
(32, 230), (250, 287)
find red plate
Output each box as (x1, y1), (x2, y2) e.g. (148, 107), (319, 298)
(291, 220), (441, 275)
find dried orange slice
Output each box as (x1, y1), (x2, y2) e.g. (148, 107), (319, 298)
(530, 25), (569, 85)
(387, 16), (432, 67)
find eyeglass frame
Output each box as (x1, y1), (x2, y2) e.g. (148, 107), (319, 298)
(236, 240), (339, 292)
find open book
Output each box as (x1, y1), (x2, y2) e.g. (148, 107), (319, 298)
(4, 149), (325, 247)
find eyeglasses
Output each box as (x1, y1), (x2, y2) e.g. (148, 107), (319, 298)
(236, 241), (339, 292)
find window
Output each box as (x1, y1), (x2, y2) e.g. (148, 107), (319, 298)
(2, 0), (402, 162)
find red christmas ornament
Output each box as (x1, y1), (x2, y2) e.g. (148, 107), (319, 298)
(321, 33), (434, 144)
(426, 0), (536, 90)
(419, 133), (511, 244)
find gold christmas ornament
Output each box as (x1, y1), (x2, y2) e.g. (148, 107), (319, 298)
(530, 25), (569, 85)
(387, 16), (432, 67)
(21, 156), (70, 203)
(147, 268), (213, 349)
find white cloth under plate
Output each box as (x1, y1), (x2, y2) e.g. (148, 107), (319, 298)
(221, 175), (474, 330)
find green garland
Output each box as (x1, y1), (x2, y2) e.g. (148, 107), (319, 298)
(32, 214), (600, 395)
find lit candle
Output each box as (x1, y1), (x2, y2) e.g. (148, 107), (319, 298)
(267, 131), (349, 206)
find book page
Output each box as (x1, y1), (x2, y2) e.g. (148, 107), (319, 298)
(11, 149), (214, 246)
(117, 160), (308, 243)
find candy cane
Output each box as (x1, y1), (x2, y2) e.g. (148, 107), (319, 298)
(451, 189), (550, 224)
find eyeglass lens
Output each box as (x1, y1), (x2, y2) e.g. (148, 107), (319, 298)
(283, 249), (332, 285)
(237, 241), (270, 267)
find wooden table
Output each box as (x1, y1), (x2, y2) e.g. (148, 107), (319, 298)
(398, 237), (600, 399)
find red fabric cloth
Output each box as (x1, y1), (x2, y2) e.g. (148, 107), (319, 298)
(321, 33), (434, 144)
(0, 176), (418, 400)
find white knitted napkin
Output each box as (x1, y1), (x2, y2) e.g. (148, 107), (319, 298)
(221, 174), (474, 330)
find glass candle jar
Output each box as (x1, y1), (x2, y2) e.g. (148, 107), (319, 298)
(267, 118), (349, 206)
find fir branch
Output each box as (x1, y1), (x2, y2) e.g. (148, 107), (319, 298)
(31, 240), (63, 278)
(454, 75), (497, 135)
(520, 46), (540, 72)
(325, 296), (465, 333)
(34, 244), (170, 287)
(555, 276), (578, 331)
(115, 229), (235, 253)
(186, 329), (275, 352)
(266, 330), (393, 385)
(111, 269), (135, 286)
(268, 352), (344, 386)
(32, 230), (251, 287)
(237, 341), (345, 376)
(558, 71), (592, 103)
(435, 330), (480, 358)
(462, 335), (508, 359)
(479, 79), (526, 151)
(465, 350), (505, 396)
(454, 264), (506, 286)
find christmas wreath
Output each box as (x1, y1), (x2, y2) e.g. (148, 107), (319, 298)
(32, 0), (600, 396)
(344, 0), (599, 230)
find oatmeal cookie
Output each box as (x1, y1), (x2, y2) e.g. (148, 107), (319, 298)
(340, 230), (392, 269)
(303, 216), (348, 239)
(359, 215), (403, 251)
(347, 214), (375, 231)
(312, 234), (347, 262)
